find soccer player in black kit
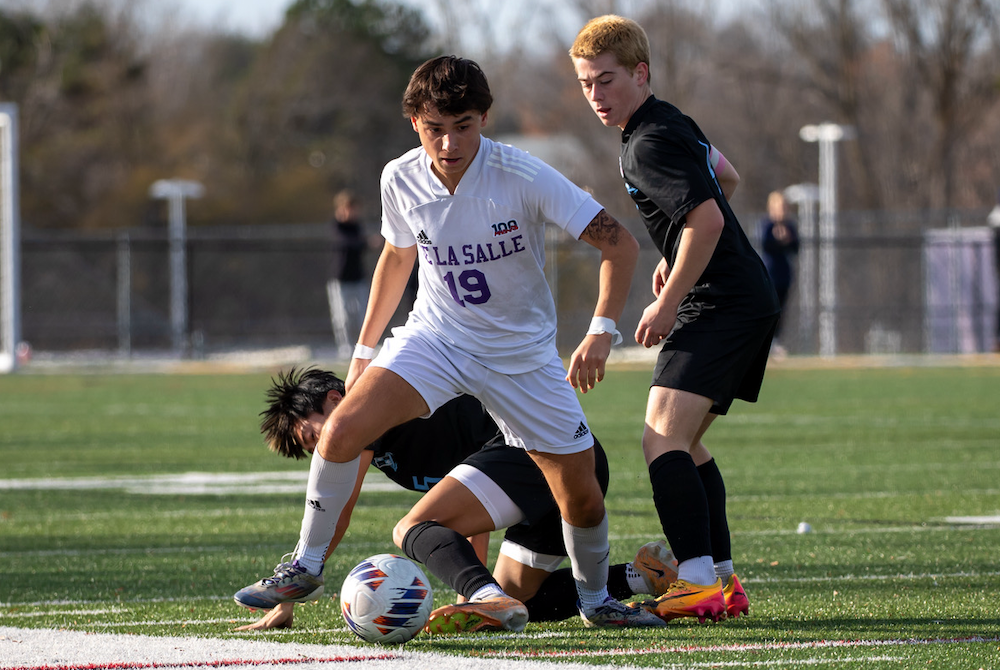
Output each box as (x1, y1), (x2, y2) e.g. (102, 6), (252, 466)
(233, 367), (676, 633)
(571, 15), (780, 623)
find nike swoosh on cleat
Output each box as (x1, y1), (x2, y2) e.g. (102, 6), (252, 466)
(661, 592), (696, 601)
(643, 565), (666, 578)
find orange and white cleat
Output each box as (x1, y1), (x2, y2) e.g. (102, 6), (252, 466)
(632, 540), (678, 596)
(424, 595), (528, 634)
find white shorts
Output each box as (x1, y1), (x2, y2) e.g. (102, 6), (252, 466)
(448, 463), (565, 572)
(372, 326), (595, 455)
(498, 539), (566, 572)
(448, 463), (524, 529)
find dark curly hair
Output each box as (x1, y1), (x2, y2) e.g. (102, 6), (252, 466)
(402, 55), (493, 119)
(259, 367), (345, 460)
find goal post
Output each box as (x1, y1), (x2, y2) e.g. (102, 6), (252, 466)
(0, 103), (20, 373)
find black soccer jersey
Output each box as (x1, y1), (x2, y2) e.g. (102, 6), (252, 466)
(366, 395), (500, 492)
(620, 96), (779, 324)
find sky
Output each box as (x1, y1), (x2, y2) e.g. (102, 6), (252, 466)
(172, 0), (291, 37)
(168, 0), (756, 40)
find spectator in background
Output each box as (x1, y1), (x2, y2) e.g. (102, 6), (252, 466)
(988, 189), (1000, 352)
(759, 191), (800, 358)
(327, 190), (370, 359)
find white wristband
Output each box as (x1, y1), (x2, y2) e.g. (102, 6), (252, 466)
(586, 316), (623, 345)
(353, 343), (376, 360)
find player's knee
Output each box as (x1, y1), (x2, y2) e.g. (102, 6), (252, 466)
(580, 497), (607, 527)
(315, 421), (365, 463)
(560, 492), (605, 528)
(391, 517), (414, 549)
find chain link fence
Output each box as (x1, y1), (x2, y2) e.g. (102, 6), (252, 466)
(17, 208), (999, 362)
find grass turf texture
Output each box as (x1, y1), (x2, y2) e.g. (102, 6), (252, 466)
(1, 364), (998, 668)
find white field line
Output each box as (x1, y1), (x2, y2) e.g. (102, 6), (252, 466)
(724, 413), (1000, 430)
(2, 469), (998, 503)
(0, 471), (404, 496)
(615, 487), (1000, 507)
(1, 626), (994, 670)
(0, 625), (629, 670)
(640, 658), (906, 668)
(943, 515), (1000, 524)
(0, 608), (129, 618)
(0, 542), (394, 560)
(478, 635), (1000, 661)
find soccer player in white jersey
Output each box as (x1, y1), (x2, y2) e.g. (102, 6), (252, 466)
(236, 55), (662, 629)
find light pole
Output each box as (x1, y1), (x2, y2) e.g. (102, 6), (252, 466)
(799, 123), (854, 358)
(149, 179), (204, 356)
(0, 104), (19, 373)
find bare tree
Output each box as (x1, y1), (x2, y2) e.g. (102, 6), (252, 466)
(0, 1), (157, 229)
(767, 0), (888, 209)
(882, 0), (1000, 208)
(226, 1), (430, 223)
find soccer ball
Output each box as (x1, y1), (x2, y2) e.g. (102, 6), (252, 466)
(340, 553), (434, 644)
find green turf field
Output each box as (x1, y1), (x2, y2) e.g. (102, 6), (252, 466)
(1, 363), (999, 668)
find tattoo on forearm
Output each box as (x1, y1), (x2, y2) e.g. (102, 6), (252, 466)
(584, 210), (623, 244)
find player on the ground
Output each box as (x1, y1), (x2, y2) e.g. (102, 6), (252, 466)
(234, 55), (660, 629)
(234, 368), (675, 632)
(569, 16), (779, 623)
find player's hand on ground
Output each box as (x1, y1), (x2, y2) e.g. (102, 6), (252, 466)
(234, 602), (295, 631)
(566, 335), (611, 393)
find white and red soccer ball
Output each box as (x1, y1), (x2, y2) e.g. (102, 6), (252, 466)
(340, 553), (434, 644)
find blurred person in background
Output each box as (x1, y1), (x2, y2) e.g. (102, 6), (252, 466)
(758, 191), (800, 359)
(989, 189), (1000, 352)
(327, 190), (373, 359)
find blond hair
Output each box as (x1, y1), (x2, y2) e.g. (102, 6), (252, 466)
(569, 14), (650, 74)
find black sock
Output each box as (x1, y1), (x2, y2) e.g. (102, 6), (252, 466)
(522, 564), (630, 622)
(401, 520), (495, 599)
(698, 458), (732, 563)
(649, 451), (712, 563)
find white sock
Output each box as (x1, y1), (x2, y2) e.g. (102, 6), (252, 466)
(714, 559), (735, 582)
(625, 563), (649, 595)
(470, 583), (506, 601)
(562, 514), (611, 612)
(677, 556), (717, 586)
(293, 451), (361, 575)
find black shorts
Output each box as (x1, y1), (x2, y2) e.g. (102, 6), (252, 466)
(652, 314), (778, 415)
(461, 435), (610, 557)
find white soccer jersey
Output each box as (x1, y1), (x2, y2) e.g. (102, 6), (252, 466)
(380, 135), (603, 374)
